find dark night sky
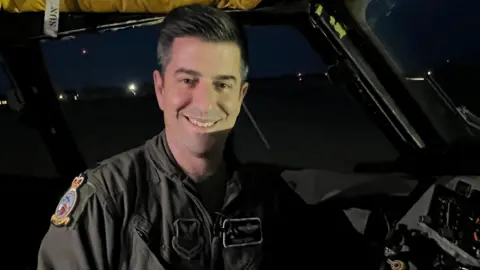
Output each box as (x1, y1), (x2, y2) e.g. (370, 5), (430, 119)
(0, 25), (327, 92)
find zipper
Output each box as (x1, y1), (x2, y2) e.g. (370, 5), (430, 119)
(182, 185), (213, 251)
(181, 178), (242, 269)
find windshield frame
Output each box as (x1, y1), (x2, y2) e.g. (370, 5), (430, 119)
(319, 0), (477, 152)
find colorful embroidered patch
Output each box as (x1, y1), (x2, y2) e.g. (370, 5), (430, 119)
(71, 175), (84, 189)
(51, 174), (86, 226)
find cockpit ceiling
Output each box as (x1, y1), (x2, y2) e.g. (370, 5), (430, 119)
(1, 0), (261, 13)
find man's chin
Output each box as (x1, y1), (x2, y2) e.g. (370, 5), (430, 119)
(185, 136), (224, 157)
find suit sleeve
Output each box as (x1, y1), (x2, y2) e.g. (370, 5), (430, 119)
(37, 179), (120, 270)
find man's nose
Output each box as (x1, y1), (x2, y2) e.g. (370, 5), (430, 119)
(194, 82), (217, 110)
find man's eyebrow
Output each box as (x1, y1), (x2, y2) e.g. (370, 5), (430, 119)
(214, 74), (237, 82)
(174, 68), (202, 76)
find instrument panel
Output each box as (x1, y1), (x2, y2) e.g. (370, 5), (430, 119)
(384, 176), (480, 270)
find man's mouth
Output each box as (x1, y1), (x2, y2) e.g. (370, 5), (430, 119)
(184, 116), (220, 128)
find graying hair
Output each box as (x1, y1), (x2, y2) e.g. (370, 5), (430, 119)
(157, 4), (249, 81)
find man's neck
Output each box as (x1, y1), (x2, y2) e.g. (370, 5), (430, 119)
(166, 135), (224, 182)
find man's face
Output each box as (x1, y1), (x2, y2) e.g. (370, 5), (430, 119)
(153, 37), (248, 156)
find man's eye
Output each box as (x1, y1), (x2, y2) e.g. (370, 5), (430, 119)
(181, 78), (194, 85)
(215, 82), (231, 90)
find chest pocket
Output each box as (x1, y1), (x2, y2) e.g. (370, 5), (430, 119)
(124, 215), (168, 270)
(222, 243), (263, 270)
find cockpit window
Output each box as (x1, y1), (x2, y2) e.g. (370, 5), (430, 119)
(347, 0), (480, 117)
(40, 24), (398, 172)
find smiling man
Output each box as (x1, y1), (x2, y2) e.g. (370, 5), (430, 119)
(37, 5), (318, 270)
(156, 33), (247, 184)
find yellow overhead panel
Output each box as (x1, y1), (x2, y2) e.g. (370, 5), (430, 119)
(0, 0), (261, 12)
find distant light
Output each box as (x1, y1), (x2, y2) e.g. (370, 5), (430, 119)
(74, 95), (78, 101)
(0, 100), (7, 105)
(128, 83), (137, 91)
(405, 77), (425, 81)
(446, 59), (450, 63)
(427, 71), (432, 75)
(81, 49), (87, 55)
(59, 94), (64, 100)
(297, 72), (303, 77)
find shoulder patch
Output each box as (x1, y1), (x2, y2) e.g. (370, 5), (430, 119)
(51, 173), (89, 227)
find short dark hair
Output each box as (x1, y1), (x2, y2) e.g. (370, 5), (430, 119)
(157, 4), (249, 81)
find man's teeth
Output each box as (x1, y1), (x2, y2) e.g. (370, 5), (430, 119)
(188, 118), (215, 127)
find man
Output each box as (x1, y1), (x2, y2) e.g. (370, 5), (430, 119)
(37, 4), (316, 270)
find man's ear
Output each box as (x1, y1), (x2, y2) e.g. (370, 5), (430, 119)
(153, 70), (165, 111)
(240, 82), (249, 101)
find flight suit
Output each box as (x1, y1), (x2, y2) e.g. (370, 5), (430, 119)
(37, 131), (312, 270)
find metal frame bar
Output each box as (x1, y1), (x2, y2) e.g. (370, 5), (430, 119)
(308, 2), (427, 150)
(273, 9), (416, 156)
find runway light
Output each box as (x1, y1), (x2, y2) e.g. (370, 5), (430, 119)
(128, 83), (137, 95)
(128, 83), (137, 91)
